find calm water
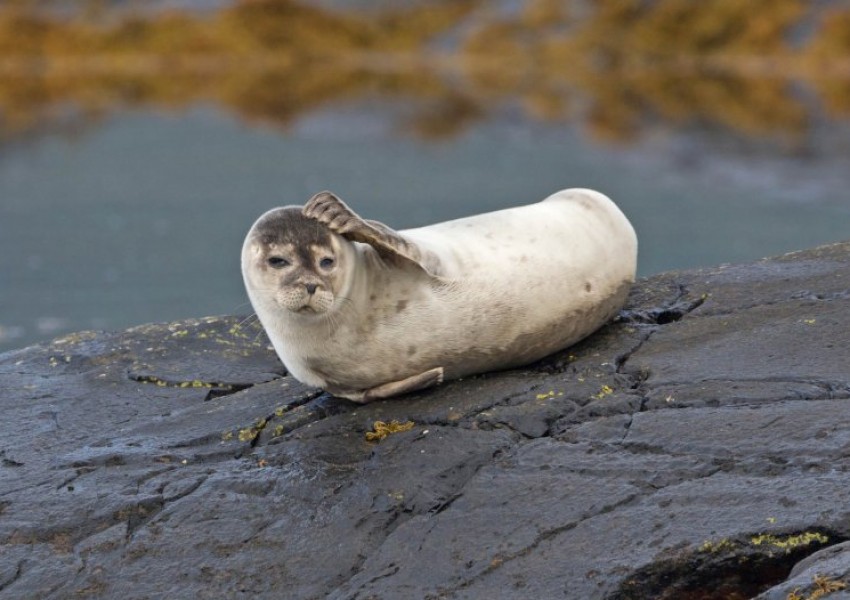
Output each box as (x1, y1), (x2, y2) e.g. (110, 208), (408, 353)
(2, 1), (850, 353)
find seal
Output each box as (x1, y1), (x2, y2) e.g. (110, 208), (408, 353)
(241, 188), (637, 402)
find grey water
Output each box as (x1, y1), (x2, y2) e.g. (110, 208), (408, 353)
(1, 106), (849, 354)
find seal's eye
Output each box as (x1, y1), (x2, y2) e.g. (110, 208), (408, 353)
(267, 257), (290, 268)
(319, 257), (335, 269)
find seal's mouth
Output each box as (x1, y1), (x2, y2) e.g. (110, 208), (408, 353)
(290, 300), (331, 315)
(276, 288), (333, 314)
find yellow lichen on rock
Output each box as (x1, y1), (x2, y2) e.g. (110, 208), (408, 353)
(751, 531), (829, 552)
(699, 538), (736, 553)
(787, 573), (848, 600)
(238, 428), (257, 443)
(592, 385), (614, 400)
(238, 418), (268, 443)
(365, 420), (415, 442)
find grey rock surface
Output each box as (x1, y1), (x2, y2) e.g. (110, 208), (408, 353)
(1, 242), (850, 599)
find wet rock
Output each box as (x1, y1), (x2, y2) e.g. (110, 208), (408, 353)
(1, 242), (849, 599)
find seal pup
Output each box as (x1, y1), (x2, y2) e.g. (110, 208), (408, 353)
(242, 189), (637, 402)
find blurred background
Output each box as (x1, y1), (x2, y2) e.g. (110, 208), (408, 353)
(1, 0), (849, 353)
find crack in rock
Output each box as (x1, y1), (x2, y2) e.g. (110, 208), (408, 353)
(695, 287), (850, 318)
(614, 330), (654, 383)
(1, 450), (24, 468)
(612, 283), (707, 392)
(646, 377), (850, 403)
(427, 458), (493, 516)
(329, 432), (515, 598)
(442, 492), (644, 596)
(619, 394), (650, 444)
(608, 529), (845, 600)
(620, 284), (706, 326)
(791, 289), (850, 302)
(243, 389), (332, 446)
(124, 496), (166, 538)
(160, 473), (208, 504)
(128, 373), (256, 399)
(0, 560), (24, 592)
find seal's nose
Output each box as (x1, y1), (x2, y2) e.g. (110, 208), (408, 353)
(305, 283), (318, 295)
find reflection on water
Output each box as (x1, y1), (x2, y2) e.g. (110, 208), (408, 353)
(1, 0), (850, 353)
(1, 0), (850, 143)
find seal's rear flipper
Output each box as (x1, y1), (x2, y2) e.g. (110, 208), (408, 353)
(359, 367), (444, 403)
(302, 191), (442, 277)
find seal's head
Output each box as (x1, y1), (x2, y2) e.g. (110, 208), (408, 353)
(242, 206), (351, 316)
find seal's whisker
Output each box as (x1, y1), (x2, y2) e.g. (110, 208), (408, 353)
(334, 296), (359, 319)
(237, 313), (259, 328)
(324, 311), (340, 336)
(251, 328), (267, 344)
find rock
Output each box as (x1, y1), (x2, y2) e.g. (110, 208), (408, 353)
(753, 541), (850, 599)
(1, 242), (849, 599)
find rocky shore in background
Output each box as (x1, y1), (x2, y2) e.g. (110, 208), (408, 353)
(1, 241), (849, 599)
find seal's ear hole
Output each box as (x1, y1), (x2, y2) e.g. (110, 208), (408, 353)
(319, 257), (335, 269)
(268, 257), (290, 268)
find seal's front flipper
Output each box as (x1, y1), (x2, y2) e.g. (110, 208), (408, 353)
(302, 191), (441, 276)
(359, 367), (444, 403)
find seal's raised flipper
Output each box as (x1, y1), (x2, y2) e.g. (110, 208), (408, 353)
(303, 191), (441, 276)
(358, 367), (444, 403)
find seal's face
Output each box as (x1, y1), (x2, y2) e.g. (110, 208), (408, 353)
(243, 207), (349, 315)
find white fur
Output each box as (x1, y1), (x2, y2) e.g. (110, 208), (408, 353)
(243, 189), (637, 398)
